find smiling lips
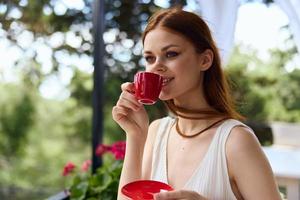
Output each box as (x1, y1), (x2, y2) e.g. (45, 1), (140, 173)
(162, 77), (174, 86)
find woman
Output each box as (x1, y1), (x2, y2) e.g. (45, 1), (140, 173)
(112, 7), (281, 200)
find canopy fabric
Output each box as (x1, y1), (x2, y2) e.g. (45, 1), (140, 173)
(195, 0), (239, 65)
(274, 0), (300, 55)
(195, 0), (300, 65)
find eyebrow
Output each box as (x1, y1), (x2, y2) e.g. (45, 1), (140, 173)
(144, 44), (180, 54)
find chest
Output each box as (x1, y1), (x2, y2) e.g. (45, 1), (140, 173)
(166, 129), (217, 189)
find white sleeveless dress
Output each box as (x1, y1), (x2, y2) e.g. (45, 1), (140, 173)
(151, 116), (254, 200)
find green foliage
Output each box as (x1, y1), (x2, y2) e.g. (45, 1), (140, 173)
(226, 44), (300, 123)
(0, 84), (35, 158)
(0, 83), (90, 197)
(276, 69), (300, 111)
(69, 160), (122, 200)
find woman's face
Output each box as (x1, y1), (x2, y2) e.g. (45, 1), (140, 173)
(143, 27), (205, 101)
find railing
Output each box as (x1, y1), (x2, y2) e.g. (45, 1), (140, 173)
(267, 122), (300, 200)
(263, 146), (300, 200)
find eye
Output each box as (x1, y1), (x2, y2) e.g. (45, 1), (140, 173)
(166, 51), (179, 58)
(144, 55), (155, 64)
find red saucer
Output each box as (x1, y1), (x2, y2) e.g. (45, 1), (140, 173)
(121, 180), (173, 200)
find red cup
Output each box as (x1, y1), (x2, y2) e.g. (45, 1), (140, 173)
(134, 72), (163, 105)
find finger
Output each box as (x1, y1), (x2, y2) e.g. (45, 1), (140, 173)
(120, 82), (143, 107)
(121, 82), (135, 93)
(112, 106), (130, 122)
(117, 92), (141, 110)
(112, 106), (139, 132)
(154, 190), (194, 200)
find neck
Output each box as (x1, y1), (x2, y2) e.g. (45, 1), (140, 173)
(168, 87), (225, 133)
(167, 98), (218, 120)
(173, 89), (210, 111)
(175, 117), (227, 138)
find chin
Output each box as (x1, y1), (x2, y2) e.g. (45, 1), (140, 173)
(159, 93), (173, 101)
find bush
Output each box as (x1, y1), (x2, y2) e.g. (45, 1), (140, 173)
(62, 141), (125, 200)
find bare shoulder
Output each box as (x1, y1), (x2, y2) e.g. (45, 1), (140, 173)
(226, 125), (265, 168)
(226, 125), (281, 199)
(226, 125), (261, 155)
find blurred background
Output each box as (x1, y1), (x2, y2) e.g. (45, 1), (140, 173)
(0, 0), (299, 199)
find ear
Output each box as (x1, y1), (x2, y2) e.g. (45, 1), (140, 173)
(198, 49), (214, 71)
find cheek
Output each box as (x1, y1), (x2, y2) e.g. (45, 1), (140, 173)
(177, 64), (202, 89)
(177, 53), (200, 70)
(173, 59), (201, 78)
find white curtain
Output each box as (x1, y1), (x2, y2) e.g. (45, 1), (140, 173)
(274, 0), (300, 54)
(195, 0), (240, 65)
(195, 0), (300, 65)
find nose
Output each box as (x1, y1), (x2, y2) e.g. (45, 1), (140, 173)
(147, 57), (167, 73)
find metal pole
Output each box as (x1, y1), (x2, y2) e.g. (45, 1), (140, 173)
(91, 0), (104, 173)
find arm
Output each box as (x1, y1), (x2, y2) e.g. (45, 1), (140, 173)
(117, 118), (160, 199)
(112, 82), (149, 200)
(226, 127), (282, 200)
(117, 133), (146, 200)
(112, 82), (162, 200)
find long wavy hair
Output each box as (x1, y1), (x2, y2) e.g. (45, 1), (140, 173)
(142, 7), (243, 120)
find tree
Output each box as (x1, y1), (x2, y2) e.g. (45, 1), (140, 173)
(227, 40), (299, 121)
(0, 83), (35, 158)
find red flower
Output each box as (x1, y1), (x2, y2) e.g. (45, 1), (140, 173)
(95, 144), (111, 157)
(95, 141), (126, 160)
(111, 141), (126, 160)
(81, 160), (92, 172)
(62, 162), (76, 176)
